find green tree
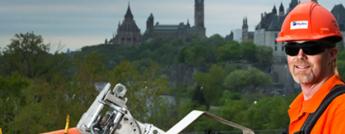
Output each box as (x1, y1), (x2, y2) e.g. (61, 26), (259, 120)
(68, 52), (108, 124)
(255, 46), (273, 70)
(223, 68), (272, 92)
(194, 64), (226, 105)
(0, 75), (29, 133)
(192, 85), (208, 107)
(179, 41), (217, 66)
(107, 61), (173, 128)
(10, 80), (68, 133)
(216, 93), (291, 130)
(206, 34), (225, 46)
(217, 98), (251, 128)
(74, 52), (107, 86)
(241, 42), (256, 62)
(216, 41), (242, 61)
(1, 32), (54, 78)
(244, 96), (290, 129)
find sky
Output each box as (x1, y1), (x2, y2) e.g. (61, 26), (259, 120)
(0, 0), (344, 51)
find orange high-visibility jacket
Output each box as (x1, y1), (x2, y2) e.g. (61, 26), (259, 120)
(288, 75), (345, 134)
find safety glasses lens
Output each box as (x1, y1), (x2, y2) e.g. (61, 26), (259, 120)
(284, 42), (326, 56)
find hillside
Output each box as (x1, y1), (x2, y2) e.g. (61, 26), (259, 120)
(3, 32), (345, 133)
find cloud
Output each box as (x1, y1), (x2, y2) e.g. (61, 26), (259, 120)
(45, 35), (107, 51)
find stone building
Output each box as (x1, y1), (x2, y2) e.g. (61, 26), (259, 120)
(254, 2), (293, 62)
(225, 17), (253, 43)
(241, 17), (254, 43)
(110, 4), (142, 45)
(143, 14), (193, 41)
(143, 0), (206, 41)
(110, 0), (207, 45)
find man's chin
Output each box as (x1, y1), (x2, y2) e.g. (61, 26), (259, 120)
(292, 74), (314, 84)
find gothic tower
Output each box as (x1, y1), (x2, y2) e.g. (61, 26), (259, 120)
(279, 3), (285, 16)
(194, 0), (206, 37)
(146, 13), (154, 33)
(112, 4), (142, 45)
(288, 0), (299, 13)
(143, 13), (154, 39)
(272, 5), (277, 15)
(242, 17), (249, 42)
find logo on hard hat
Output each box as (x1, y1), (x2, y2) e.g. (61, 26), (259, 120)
(290, 20), (309, 30)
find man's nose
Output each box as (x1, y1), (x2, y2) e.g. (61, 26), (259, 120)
(296, 49), (306, 59)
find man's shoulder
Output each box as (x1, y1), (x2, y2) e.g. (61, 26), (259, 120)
(328, 88), (345, 112)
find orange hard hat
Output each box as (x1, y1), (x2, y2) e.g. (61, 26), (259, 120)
(276, 1), (343, 43)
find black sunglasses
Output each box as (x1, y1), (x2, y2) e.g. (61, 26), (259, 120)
(284, 42), (335, 56)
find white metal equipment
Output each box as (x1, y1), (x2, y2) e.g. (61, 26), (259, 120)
(76, 83), (255, 134)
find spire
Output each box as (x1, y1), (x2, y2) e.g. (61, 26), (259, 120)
(288, 0), (299, 13)
(279, 2), (285, 16)
(279, 3), (284, 12)
(117, 21), (121, 32)
(149, 13), (154, 19)
(226, 31), (234, 41)
(261, 13), (264, 19)
(272, 5), (277, 15)
(242, 17), (248, 28)
(125, 2), (133, 19)
(147, 13), (154, 23)
(146, 13), (154, 32)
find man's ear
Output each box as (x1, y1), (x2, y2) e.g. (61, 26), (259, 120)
(329, 47), (338, 61)
(330, 47), (338, 59)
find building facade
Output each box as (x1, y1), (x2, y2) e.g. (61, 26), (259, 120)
(111, 5), (142, 45)
(254, 2), (293, 62)
(225, 17), (253, 43)
(111, 0), (207, 45)
(193, 0), (206, 37)
(144, 0), (206, 41)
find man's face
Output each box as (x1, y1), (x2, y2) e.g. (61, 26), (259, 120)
(285, 42), (337, 84)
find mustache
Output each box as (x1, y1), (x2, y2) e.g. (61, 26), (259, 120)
(293, 59), (311, 66)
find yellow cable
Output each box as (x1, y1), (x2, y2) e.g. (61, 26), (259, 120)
(64, 114), (70, 134)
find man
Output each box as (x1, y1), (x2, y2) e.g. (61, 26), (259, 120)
(276, 1), (345, 134)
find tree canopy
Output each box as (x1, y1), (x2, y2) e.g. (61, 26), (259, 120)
(0, 32), (316, 133)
